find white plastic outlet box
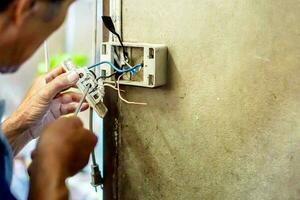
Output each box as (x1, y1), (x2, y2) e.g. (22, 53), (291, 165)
(100, 42), (168, 88)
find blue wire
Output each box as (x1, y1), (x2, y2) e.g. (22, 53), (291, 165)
(87, 61), (142, 75)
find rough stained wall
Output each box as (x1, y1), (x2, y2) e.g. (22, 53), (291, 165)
(117, 0), (300, 199)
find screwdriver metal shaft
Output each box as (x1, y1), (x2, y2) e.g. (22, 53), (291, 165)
(74, 85), (91, 116)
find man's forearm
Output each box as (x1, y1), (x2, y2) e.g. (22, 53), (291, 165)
(2, 113), (26, 139)
(2, 115), (33, 155)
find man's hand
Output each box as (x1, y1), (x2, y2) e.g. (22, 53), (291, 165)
(28, 117), (97, 200)
(2, 66), (89, 155)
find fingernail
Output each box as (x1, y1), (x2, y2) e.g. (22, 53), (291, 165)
(67, 71), (79, 83)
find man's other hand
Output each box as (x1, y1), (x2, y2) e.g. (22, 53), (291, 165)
(28, 117), (97, 199)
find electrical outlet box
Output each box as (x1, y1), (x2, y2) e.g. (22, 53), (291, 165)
(100, 42), (167, 88)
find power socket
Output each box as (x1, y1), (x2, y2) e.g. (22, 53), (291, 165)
(101, 42), (168, 88)
(62, 60), (108, 118)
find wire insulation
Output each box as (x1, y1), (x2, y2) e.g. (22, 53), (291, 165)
(116, 74), (147, 105)
(96, 71), (117, 81)
(87, 61), (142, 74)
(104, 83), (125, 93)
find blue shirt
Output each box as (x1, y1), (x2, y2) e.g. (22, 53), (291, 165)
(0, 100), (17, 200)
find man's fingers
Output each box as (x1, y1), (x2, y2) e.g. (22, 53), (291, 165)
(60, 102), (89, 115)
(60, 103), (76, 114)
(58, 116), (84, 128)
(56, 92), (83, 104)
(44, 66), (66, 83)
(80, 103), (89, 112)
(69, 116), (84, 128)
(40, 71), (79, 101)
(80, 130), (98, 150)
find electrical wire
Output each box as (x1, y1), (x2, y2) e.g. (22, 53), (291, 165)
(101, 74), (146, 105)
(103, 83), (125, 93)
(96, 71), (117, 81)
(116, 34), (128, 61)
(89, 0), (103, 192)
(89, 109), (97, 165)
(124, 60), (132, 68)
(87, 61), (142, 74)
(116, 74), (147, 105)
(102, 16), (128, 61)
(89, 107), (103, 192)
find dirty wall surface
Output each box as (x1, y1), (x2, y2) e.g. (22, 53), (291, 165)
(117, 1), (300, 199)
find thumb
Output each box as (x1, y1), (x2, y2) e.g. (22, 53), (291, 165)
(40, 71), (79, 101)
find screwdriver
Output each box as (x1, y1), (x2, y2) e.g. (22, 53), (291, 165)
(74, 85), (91, 116)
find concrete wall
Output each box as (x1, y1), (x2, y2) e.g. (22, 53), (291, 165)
(117, 0), (300, 199)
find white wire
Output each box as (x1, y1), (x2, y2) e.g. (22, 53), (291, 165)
(104, 83), (125, 93)
(117, 74), (147, 106)
(124, 60), (132, 68)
